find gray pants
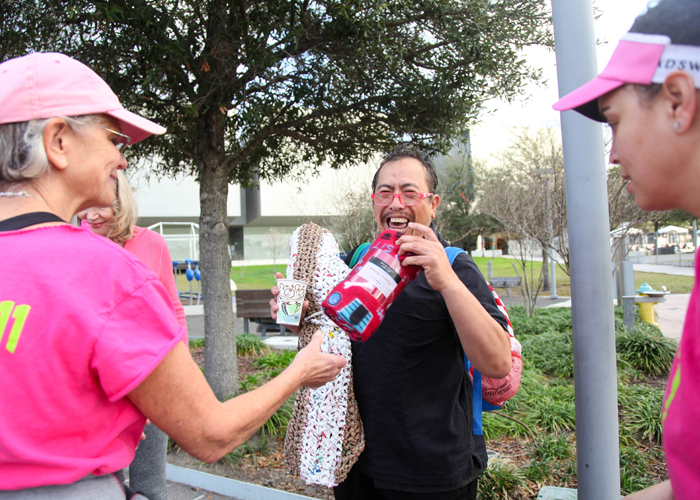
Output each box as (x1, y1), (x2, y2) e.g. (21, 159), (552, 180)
(0, 474), (147, 499)
(129, 423), (168, 500)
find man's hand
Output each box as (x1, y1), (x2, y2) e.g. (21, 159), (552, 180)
(396, 222), (461, 293)
(290, 331), (347, 388)
(398, 222), (512, 379)
(270, 272), (308, 335)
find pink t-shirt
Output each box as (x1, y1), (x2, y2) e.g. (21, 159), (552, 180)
(124, 226), (188, 336)
(663, 252), (700, 498)
(0, 224), (185, 490)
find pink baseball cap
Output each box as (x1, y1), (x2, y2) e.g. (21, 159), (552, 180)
(553, 32), (700, 121)
(0, 52), (166, 144)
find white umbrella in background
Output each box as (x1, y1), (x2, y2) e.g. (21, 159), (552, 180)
(658, 226), (689, 234)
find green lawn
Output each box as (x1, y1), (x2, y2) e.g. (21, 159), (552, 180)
(472, 257), (572, 297)
(634, 272), (694, 294)
(471, 257), (695, 296)
(175, 273), (199, 294)
(230, 265), (282, 290)
(174, 260), (695, 298)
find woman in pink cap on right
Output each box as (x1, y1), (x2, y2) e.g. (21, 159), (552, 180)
(554, 0), (700, 498)
(0, 52), (345, 498)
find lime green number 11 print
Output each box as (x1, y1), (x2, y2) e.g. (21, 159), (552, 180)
(0, 301), (31, 354)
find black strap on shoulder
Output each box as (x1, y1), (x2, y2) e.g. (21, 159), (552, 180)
(0, 212), (66, 231)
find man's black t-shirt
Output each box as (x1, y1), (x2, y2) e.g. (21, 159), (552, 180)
(343, 234), (508, 489)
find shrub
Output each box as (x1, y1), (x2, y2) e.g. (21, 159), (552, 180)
(167, 436), (178, 452)
(222, 436), (270, 466)
(614, 306), (662, 334)
(616, 328), (677, 377)
(189, 338), (205, 349)
(621, 387), (664, 444)
(619, 445), (659, 494)
(531, 433), (573, 461)
(476, 304), (671, 498)
(478, 460), (527, 500)
(239, 372), (267, 393)
(254, 350), (296, 374)
(483, 367), (545, 440)
(483, 410), (533, 441)
(261, 395), (295, 436)
(508, 366), (549, 400)
(508, 306), (572, 337)
(484, 366), (577, 440)
(514, 380), (576, 435)
(521, 331), (574, 378)
(524, 459), (551, 483)
(236, 333), (270, 356)
(530, 396), (576, 433)
(190, 335), (272, 356)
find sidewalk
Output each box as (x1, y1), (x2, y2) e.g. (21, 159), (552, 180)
(164, 465), (314, 500)
(166, 479), (242, 500)
(540, 294), (688, 340)
(654, 294), (690, 340)
(626, 262), (692, 338)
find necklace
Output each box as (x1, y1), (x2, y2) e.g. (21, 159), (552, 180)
(0, 191), (46, 203)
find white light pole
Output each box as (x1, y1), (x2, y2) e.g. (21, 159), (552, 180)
(535, 168), (560, 299)
(552, 0), (620, 498)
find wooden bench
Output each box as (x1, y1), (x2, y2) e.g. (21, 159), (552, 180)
(235, 289), (288, 337)
(487, 262), (523, 298)
(488, 277), (524, 298)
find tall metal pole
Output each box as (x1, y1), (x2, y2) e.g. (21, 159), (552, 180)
(551, 1), (620, 499)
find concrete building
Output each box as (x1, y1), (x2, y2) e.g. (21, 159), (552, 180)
(128, 161), (377, 265)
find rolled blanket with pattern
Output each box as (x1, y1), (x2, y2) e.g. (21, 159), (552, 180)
(283, 223), (365, 487)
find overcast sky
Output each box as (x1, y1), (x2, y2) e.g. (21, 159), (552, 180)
(470, 0), (653, 161)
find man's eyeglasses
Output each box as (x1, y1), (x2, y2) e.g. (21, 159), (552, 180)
(96, 124), (131, 153)
(371, 192), (434, 206)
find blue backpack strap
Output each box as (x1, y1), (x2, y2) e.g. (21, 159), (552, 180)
(348, 242), (371, 269)
(447, 247), (502, 434)
(444, 246), (465, 265)
(464, 356), (484, 436)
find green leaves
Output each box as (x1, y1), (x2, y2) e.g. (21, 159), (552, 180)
(3, 0), (552, 182)
(616, 326), (677, 377)
(478, 460), (527, 500)
(481, 305), (671, 496)
(236, 333), (271, 356)
(623, 388), (665, 445)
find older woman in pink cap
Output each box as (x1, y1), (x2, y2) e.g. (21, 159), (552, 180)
(0, 52), (345, 498)
(554, 0), (700, 498)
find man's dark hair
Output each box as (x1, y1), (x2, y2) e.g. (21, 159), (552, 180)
(629, 0), (700, 104)
(372, 145), (438, 194)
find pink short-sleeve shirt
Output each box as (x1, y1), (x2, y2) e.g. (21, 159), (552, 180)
(0, 225), (185, 490)
(663, 252), (700, 498)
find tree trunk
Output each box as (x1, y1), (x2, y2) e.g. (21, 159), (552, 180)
(199, 119), (237, 401)
(542, 249), (550, 291)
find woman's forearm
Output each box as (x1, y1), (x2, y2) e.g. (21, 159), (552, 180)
(127, 333), (344, 462)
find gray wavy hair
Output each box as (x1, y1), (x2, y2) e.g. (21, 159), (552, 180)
(0, 115), (99, 186)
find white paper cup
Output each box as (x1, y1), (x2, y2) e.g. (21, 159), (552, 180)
(276, 279), (308, 326)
